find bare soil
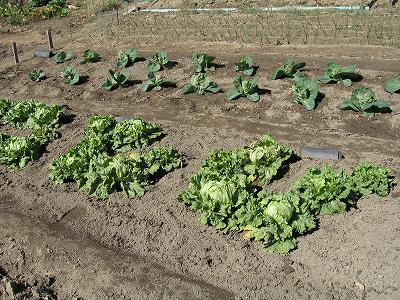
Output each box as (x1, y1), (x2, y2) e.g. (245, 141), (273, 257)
(0, 9), (400, 300)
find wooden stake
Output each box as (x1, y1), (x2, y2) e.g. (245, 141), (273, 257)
(12, 42), (19, 64)
(47, 29), (53, 50)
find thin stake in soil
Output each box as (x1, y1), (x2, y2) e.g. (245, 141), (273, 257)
(47, 29), (54, 50)
(12, 42), (19, 64)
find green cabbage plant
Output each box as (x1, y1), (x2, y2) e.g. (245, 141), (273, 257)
(234, 55), (255, 76)
(227, 76), (260, 102)
(101, 70), (129, 91)
(340, 85), (391, 118)
(291, 74), (319, 110)
(272, 58), (306, 80)
(181, 73), (221, 95)
(60, 65), (80, 85)
(318, 62), (358, 87)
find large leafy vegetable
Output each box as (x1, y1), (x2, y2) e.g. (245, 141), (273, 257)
(28, 70), (46, 82)
(0, 133), (40, 169)
(54, 51), (73, 63)
(318, 62), (358, 87)
(351, 163), (394, 197)
(111, 118), (164, 152)
(80, 49), (101, 64)
(178, 134), (394, 253)
(384, 77), (400, 94)
(234, 55), (255, 76)
(147, 51), (169, 73)
(60, 65), (80, 85)
(0, 99), (66, 169)
(102, 70), (130, 90)
(340, 85), (391, 118)
(1, 100), (64, 131)
(181, 73), (221, 95)
(226, 76), (260, 102)
(191, 52), (216, 73)
(142, 73), (175, 92)
(272, 58), (306, 80)
(291, 74), (319, 110)
(116, 48), (137, 68)
(49, 115), (182, 200)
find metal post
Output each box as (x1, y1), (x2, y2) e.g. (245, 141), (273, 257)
(12, 42), (19, 64)
(47, 29), (53, 50)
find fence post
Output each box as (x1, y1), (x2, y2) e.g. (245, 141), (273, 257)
(12, 42), (19, 64)
(47, 29), (54, 50)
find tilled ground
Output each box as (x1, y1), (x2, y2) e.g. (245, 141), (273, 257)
(0, 11), (400, 300)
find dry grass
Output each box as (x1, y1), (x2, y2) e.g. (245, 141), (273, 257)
(83, 9), (400, 47)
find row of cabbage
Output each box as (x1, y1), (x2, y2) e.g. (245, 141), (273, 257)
(0, 99), (395, 253)
(28, 49), (400, 118)
(178, 135), (394, 253)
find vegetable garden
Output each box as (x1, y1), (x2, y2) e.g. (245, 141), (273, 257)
(0, 4), (400, 300)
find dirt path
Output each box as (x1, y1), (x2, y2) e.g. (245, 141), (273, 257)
(0, 210), (233, 300)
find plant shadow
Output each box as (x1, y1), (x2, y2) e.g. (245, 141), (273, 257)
(343, 72), (363, 83)
(314, 92), (325, 109)
(165, 61), (178, 69)
(77, 75), (89, 85)
(258, 87), (272, 96)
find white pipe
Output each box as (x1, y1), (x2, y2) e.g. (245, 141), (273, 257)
(132, 6), (367, 14)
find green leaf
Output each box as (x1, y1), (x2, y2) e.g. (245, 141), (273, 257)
(342, 79), (352, 87)
(54, 51), (73, 63)
(28, 70), (46, 82)
(265, 239), (297, 254)
(226, 89), (242, 100)
(384, 78), (400, 93)
(101, 79), (115, 91)
(181, 84), (196, 94)
(80, 49), (100, 64)
(247, 92), (260, 102)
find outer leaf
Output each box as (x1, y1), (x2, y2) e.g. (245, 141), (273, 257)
(384, 78), (400, 93)
(247, 92), (260, 102)
(226, 89), (242, 100)
(181, 84), (196, 94)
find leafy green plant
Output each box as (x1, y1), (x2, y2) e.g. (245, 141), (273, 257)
(142, 73), (175, 92)
(340, 86), (391, 118)
(272, 58), (306, 80)
(181, 73), (221, 95)
(234, 55), (255, 76)
(147, 51), (169, 73)
(49, 115), (182, 200)
(41, 0), (69, 18)
(384, 77), (400, 94)
(351, 163), (394, 197)
(28, 70), (46, 82)
(80, 49), (101, 64)
(60, 65), (80, 85)
(0, 133), (40, 169)
(291, 74), (320, 110)
(54, 51), (73, 63)
(178, 134), (394, 254)
(0, 99), (66, 169)
(318, 62), (358, 87)
(116, 48), (137, 68)
(191, 52), (216, 73)
(111, 118), (164, 152)
(102, 70), (130, 91)
(226, 76), (260, 102)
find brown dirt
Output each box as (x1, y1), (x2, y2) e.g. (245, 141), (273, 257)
(137, 0), (397, 9)
(1, 9), (400, 300)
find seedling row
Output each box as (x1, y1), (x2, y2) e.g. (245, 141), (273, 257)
(28, 49), (400, 118)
